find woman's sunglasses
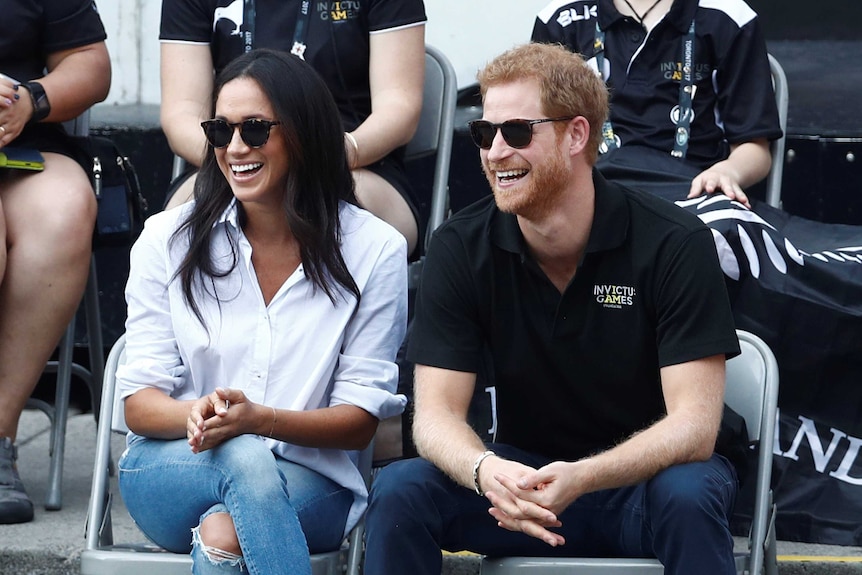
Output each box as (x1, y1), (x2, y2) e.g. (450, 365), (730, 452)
(467, 117), (574, 150)
(200, 118), (282, 149)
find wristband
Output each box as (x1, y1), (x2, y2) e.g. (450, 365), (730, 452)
(22, 81), (50, 124)
(345, 132), (359, 169)
(472, 450), (495, 496)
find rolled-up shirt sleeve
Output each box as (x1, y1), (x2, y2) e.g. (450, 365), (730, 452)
(329, 225), (408, 420)
(116, 211), (186, 400)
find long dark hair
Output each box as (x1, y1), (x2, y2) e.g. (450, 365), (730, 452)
(171, 48), (360, 325)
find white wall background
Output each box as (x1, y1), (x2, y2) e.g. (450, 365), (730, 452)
(98, 0), (550, 106)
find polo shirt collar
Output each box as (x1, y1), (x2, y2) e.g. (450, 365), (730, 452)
(599, 0), (696, 33)
(490, 169), (629, 257)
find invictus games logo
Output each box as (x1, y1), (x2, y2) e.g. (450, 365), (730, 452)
(317, 1), (360, 21)
(594, 284), (636, 308)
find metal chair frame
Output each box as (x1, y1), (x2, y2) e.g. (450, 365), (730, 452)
(765, 53), (789, 209)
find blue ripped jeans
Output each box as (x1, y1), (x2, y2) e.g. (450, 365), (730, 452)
(365, 443), (738, 575)
(118, 434), (352, 575)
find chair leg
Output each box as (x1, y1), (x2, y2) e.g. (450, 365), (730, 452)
(83, 257), (105, 419)
(44, 320), (75, 511)
(345, 518), (365, 575)
(764, 501), (779, 575)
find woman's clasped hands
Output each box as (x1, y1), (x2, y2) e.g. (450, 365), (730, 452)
(187, 387), (262, 453)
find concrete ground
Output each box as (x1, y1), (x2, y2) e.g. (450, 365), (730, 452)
(2, 409), (862, 575)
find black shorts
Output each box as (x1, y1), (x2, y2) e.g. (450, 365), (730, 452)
(12, 123), (90, 172)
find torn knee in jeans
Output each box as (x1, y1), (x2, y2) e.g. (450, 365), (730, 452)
(192, 525), (246, 570)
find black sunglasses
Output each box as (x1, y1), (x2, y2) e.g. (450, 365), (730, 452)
(200, 118), (282, 148)
(467, 117), (575, 150)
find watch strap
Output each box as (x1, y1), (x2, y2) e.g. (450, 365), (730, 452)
(23, 81), (50, 124)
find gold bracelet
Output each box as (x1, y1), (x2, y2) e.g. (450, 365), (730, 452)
(269, 406), (277, 438)
(345, 132), (359, 169)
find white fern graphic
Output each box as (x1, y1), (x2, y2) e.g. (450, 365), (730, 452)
(676, 195), (862, 280)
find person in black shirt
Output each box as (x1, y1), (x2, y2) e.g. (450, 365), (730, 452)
(532, 0), (782, 206)
(0, 0), (110, 524)
(363, 42), (741, 575)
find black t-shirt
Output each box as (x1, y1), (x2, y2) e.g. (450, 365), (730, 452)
(160, 0), (426, 133)
(0, 0), (106, 157)
(532, 0), (782, 170)
(0, 0), (107, 83)
(407, 171), (740, 462)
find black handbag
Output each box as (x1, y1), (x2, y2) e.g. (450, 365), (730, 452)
(82, 136), (147, 245)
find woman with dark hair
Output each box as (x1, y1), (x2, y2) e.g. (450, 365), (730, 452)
(116, 49), (407, 575)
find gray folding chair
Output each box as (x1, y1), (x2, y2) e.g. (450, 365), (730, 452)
(24, 109), (105, 511)
(480, 329), (780, 575)
(405, 44), (457, 255)
(81, 334), (371, 575)
(765, 54), (789, 209)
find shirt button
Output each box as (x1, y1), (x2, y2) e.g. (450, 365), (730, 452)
(630, 31), (643, 43)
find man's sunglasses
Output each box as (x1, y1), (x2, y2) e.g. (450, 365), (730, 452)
(467, 117), (575, 150)
(200, 118), (282, 148)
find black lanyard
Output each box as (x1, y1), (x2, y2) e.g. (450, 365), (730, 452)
(671, 20), (696, 159)
(242, 0), (255, 53)
(595, 18), (696, 159)
(241, 0), (313, 60)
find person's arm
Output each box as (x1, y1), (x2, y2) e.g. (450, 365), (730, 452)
(412, 365), (486, 486)
(160, 42), (213, 167)
(346, 24), (424, 168)
(687, 138), (772, 208)
(0, 41), (110, 146)
(489, 354), (726, 545)
(413, 364), (542, 499)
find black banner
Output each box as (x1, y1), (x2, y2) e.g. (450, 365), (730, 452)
(679, 195), (862, 545)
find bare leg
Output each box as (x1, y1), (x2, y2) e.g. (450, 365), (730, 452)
(0, 153), (96, 441)
(352, 168), (418, 256)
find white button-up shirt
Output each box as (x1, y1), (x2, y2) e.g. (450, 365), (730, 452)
(117, 200), (408, 534)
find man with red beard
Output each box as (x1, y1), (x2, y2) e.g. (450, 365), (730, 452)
(363, 42), (742, 575)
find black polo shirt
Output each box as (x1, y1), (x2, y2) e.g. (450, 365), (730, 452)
(407, 171), (740, 462)
(532, 0), (782, 170)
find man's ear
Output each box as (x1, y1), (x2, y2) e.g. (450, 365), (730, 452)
(567, 116), (591, 157)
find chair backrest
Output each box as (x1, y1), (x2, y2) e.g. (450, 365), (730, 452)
(406, 45), (457, 253)
(63, 108), (91, 138)
(105, 334), (129, 434)
(480, 329), (780, 575)
(765, 54), (789, 209)
(723, 329), (780, 575)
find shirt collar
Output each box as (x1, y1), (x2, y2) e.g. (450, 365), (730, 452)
(491, 169), (629, 258)
(215, 197), (241, 230)
(599, 0), (695, 33)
